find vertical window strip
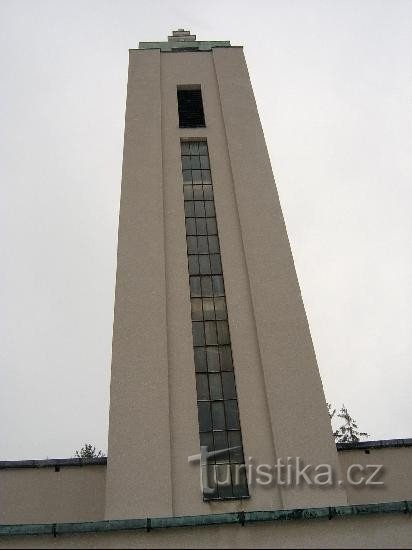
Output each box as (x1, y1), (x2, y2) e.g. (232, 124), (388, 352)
(181, 140), (249, 501)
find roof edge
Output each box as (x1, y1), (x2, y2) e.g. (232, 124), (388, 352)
(0, 457), (107, 470)
(1, 438), (411, 470)
(336, 438), (412, 451)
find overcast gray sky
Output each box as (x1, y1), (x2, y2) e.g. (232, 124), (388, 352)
(1, 0), (411, 460)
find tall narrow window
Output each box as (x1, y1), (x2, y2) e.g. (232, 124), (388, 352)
(181, 140), (249, 501)
(177, 89), (205, 128)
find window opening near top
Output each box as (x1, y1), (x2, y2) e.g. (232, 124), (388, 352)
(177, 89), (206, 128)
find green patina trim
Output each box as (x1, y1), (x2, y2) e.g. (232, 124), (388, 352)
(0, 500), (410, 538)
(138, 41), (231, 52)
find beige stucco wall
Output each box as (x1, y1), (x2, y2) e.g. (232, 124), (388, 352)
(0, 465), (106, 525)
(105, 48), (173, 520)
(1, 446), (410, 526)
(338, 446), (412, 504)
(1, 513), (411, 549)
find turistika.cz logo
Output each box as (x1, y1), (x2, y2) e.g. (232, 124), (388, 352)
(188, 446), (384, 493)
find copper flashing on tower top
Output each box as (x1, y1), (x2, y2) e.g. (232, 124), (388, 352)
(139, 29), (231, 52)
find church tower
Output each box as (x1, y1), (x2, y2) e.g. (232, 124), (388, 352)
(105, 29), (346, 520)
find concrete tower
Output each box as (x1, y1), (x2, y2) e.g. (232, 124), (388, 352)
(105, 29), (346, 521)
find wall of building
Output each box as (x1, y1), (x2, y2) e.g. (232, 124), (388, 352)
(0, 464), (106, 525)
(105, 47), (173, 521)
(0, 445), (410, 526)
(338, 445), (412, 505)
(1, 513), (411, 549)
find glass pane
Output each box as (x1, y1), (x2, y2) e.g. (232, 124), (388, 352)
(194, 347), (207, 372)
(217, 321), (230, 345)
(216, 464), (233, 498)
(208, 236), (220, 253)
(222, 371), (236, 400)
(215, 463), (231, 484)
(198, 402), (212, 432)
(185, 218), (196, 235)
(188, 255), (200, 275)
(194, 201), (205, 218)
(190, 156), (201, 169)
(231, 465), (249, 498)
(211, 401), (226, 430)
(184, 185), (193, 200)
(184, 201), (195, 217)
(197, 235), (209, 254)
(205, 201), (215, 217)
(199, 142), (208, 155)
(209, 372), (223, 400)
(206, 347), (220, 372)
(225, 400), (240, 430)
(189, 142), (199, 155)
(210, 254), (222, 274)
(200, 155), (210, 169)
(219, 346), (233, 370)
(206, 218), (217, 235)
(196, 373), (209, 400)
(199, 255), (211, 275)
(201, 169), (211, 183)
(191, 298), (203, 321)
(192, 169), (202, 185)
(202, 298), (215, 321)
(204, 321), (218, 345)
(193, 185), (203, 200)
(200, 276), (213, 297)
(228, 431), (244, 463)
(196, 218), (207, 235)
(182, 169), (192, 183)
(182, 156), (191, 170)
(190, 276), (201, 297)
(200, 431), (214, 455)
(213, 431), (229, 461)
(192, 322), (205, 347)
(204, 465), (219, 499)
(186, 236), (197, 254)
(212, 275), (225, 296)
(181, 142), (190, 155)
(218, 483), (234, 499)
(203, 185), (213, 200)
(214, 297), (227, 320)
(205, 201), (216, 218)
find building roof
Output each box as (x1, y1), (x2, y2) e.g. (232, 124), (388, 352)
(336, 438), (412, 451)
(1, 438), (411, 470)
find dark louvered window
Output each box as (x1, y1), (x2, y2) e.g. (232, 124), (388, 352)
(177, 89), (206, 128)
